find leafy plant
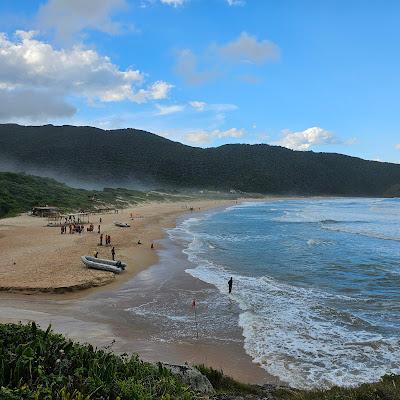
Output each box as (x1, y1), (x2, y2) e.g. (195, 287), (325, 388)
(0, 323), (193, 400)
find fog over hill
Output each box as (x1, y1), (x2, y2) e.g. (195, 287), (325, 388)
(0, 123), (399, 196)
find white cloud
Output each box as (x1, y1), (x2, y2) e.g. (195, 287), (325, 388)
(185, 127), (245, 144)
(132, 81), (173, 103)
(155, 104), (185, 115)
(37, 0), (128, 44)
(188, 101), (237, 113)
(217, 32), (280, 65)
(395, 144), (400, 150)
(185, 131), (212, 144)
(0, 31), (172, 119)
(189, 101), (206, 111)
(227, 0), (246, 5)
(344, 137), (358, 145)
(160, 0), (186, 6)
(275, 127), (336, 151)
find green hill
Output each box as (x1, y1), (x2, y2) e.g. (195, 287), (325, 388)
(0, 124), (399, 196)
(0, 172), (170, 218)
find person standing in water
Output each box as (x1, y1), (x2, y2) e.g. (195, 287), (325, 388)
(228, 277), (233, 294)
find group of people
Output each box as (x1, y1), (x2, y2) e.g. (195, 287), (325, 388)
(60, 224), (85, 234)
(99, 233), (112, 246)
(94, 246), (116, 260)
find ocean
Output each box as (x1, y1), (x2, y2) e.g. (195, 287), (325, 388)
(167, 198), (400, 388)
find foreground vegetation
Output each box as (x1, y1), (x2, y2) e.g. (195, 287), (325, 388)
(0, 323), (194, 399)
(1, 323), (399, 400)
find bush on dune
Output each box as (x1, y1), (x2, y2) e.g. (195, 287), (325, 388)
(0, 323), (193, 400)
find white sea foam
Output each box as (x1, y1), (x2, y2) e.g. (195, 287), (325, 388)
(167, 199), (400, 389)
(185, 261), (400, 389)
(307, 238), (333, 246)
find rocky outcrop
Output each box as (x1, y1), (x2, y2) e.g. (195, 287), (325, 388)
(161, 363), (215, 395)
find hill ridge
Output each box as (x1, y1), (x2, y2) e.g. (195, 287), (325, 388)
(0, 123), (399, 196)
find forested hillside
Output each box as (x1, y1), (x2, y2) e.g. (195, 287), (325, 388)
(0, 124), (399, 196)
(0, 172), (169, 218)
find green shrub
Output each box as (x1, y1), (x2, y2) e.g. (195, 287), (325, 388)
(0, 323), (193, 400)
(194, 364), (260, 395)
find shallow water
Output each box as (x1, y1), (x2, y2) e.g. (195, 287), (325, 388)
(166, 198), (400, 388)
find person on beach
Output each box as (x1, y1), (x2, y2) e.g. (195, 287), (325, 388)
(98, 225), (101, 234)
(100, 217), (102, 223)
(137, 240), (142, 245)
(94, 251), (98, 258)
(108, 235), (111, 245)
(99, 233), (103, 246)
(228, 277), (233, 294)
(151, 243), (154, 249)
(111, 246), (115, 261)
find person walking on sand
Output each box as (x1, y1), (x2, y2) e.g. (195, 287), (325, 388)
(99, 233), (103, 246)
(111, 246), (115, 261)
(151, 243), (154, 249)
(94, 251), (98, 258)
(98, 224), (101, 234)
(108, 235), (111, 245)
(228, 277), (233, 294)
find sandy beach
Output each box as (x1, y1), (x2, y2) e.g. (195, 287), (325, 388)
(0, 199), (234, 293)
(0, 198), (276, 385)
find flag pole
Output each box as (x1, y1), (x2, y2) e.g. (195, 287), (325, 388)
(192, 299), (199, 339)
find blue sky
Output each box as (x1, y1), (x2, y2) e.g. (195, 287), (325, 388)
(0, 0), (399, 162)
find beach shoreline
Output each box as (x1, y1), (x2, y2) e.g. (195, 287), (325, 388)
(0, 199), (238, 295)
(0, 198), (278, 385)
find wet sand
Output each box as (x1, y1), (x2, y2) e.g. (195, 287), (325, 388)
(0, 198), (279, 384)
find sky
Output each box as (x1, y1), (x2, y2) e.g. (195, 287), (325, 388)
(0, 0), (399, 162)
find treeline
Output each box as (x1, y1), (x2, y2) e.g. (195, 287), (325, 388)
(0, 124), (400, 196)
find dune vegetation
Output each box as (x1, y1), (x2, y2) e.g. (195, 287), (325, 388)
(0, 172), (173, 219)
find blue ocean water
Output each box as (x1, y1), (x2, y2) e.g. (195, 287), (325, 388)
(169, 198), (400, 388)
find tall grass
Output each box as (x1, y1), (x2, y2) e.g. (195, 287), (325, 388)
(0, 323), (193, 399)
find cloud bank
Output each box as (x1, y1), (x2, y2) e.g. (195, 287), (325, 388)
(37, 0), (129, 44)
(275, 127), (336, 151)
(0, 31), (172, 120)
(175, 32), (280, 85)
